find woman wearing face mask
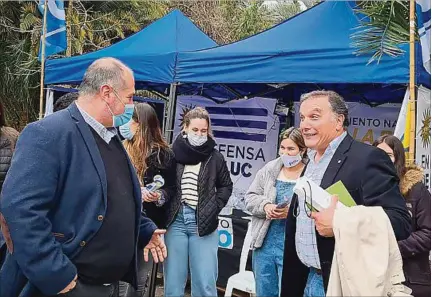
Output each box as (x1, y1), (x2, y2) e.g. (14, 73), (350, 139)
(373, 135), (431, 297)
(118, 103), (176, 297)
(164, 107), (233, 297)
(245, 127), (307, 297)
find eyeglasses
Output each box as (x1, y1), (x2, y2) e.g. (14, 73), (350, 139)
(293, 180), (313, 218)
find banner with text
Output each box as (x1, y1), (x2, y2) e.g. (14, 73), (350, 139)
(174, 96), (280, 210)
(415, 86), (431, 192)
(294, 102), (401, 145)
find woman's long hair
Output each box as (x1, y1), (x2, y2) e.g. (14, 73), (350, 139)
(373, 135), (406, 179)
(123, 103), (169, 183)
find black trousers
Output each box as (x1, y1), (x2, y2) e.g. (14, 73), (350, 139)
(118, 251), (154, 297)
(39, 281), (119, 297)
(407, 282), (431, 297)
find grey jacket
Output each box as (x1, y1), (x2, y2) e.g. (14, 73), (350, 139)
(245, 157), (284, 249)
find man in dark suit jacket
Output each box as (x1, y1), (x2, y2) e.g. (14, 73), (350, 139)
(0, 58), (166, 297)
(281, 90), (411, 297)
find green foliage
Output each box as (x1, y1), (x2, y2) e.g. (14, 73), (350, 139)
(0, 0), (305, 128)
(352, 0), (410, 64)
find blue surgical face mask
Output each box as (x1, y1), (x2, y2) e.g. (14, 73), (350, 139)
(105, 90), (134, 127)
(119, 120), (136, 140)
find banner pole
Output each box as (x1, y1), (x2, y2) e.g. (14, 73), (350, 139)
(39, 0), (48, 120)
(408, 0), (417, 164)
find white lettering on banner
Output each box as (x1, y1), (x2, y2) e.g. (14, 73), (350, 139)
(174, 96), (280, 211)
(415, 86), (431, 192)
(218, 217), (233, 249)
(294, 102), (401, 145)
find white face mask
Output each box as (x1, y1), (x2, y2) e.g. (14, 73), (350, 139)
(281, 153), (302, 168)
(187, 132), (208, 147)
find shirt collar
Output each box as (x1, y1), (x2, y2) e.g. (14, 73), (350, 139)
(76, 103), (117, 144)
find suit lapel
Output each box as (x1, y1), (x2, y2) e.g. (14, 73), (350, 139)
(320, 134), (354, 189)
(68, 103), (108, 205)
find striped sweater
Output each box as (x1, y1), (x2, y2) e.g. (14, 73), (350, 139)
(181, 163), (201, 209)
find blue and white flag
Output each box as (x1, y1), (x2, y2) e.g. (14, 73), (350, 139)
(38, 0), (67, 61)
(417, 0), (431, 73)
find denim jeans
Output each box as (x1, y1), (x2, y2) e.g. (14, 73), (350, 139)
(252, 247), (284, 297)
(303, 268), (325, 297)
(163, 205), (219, 297)
(252, 180), (293, 297)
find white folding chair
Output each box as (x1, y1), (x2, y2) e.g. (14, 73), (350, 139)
(224, 219), (256, 297)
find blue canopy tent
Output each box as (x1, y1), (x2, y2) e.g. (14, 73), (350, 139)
(44, 9), (217, 138)
(175, 1), (430, 87)
(44, 9), (217, 86)
(171, 1), (429, 108)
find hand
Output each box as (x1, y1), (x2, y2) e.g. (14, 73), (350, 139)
(142, 188), (160, 203)
(311, 195), (338, 237)
(271, 205), (289, 219)
(264, 203), (277, 219)
(144, 229), (167, 263)
(58, 275), (77, 294)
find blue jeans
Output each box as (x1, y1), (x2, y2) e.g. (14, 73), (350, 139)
(163, 205), (219, 297)
(252, 247), (283, 297)
(303, 268), (325, 297)
(252, 180), (293, 297)
(252, 219), (285, 297)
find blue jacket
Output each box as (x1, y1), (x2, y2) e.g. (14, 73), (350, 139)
(0, 103), (157, 297)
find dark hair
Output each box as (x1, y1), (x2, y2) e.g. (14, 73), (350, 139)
(373, 135), (406, 179)
(300, 90), (350, 127)
(53, 92), (78, 112)
(123, 103), (169, 182)
(280, 127), (308, 159)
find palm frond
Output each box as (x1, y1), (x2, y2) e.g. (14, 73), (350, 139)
(352, 0), (410, 63)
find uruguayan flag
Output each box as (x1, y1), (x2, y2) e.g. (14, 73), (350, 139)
(417, 0), (431, 73)
(394, 88), (411, 156)
(38, 0), (67, 61)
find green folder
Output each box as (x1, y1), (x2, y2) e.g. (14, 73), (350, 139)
(305, 180), (356, 212)
(326, 181), (357, 207)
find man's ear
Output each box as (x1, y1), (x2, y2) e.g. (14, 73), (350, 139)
(336, 115), (345, 131)
(100, 84), (112, 101)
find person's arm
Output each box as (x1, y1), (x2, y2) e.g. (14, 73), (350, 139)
(0, 122), (77, 296)
(398, 183), (431, 258)
(215, 154), (233, 213)
(361, 148), (411, 240)
(156, 150), (176, 207)
(138, 212), (158, 249)
(245, 167), (272, 218)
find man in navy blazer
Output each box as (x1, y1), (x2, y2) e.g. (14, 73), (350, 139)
(280, 90), (411, 297)
(0, 58), (167, 297)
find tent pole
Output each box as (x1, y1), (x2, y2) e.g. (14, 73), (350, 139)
(164, 83), (178, 143)
(408, 0), (416, 164)
(39, 1), (48, 120)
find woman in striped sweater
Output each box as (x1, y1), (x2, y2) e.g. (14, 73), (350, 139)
(164, 107), (233, 297)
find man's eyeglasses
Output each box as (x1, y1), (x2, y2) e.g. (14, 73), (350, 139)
(293, 180), (313, 218)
